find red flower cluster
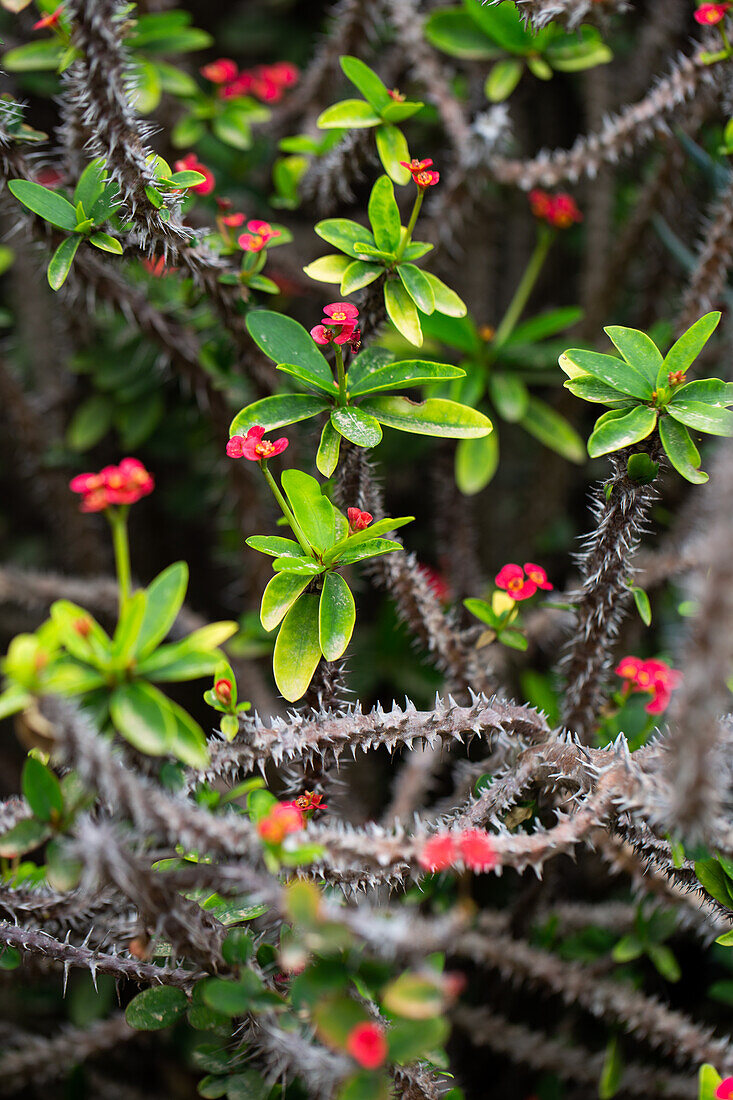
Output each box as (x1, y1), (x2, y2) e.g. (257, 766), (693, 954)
(142, 256), (177, 278)
(716, 1077), (733, 1099)
(69, 458), (154, 513)
(33, 5), (63, 30)
(419, 829), (498, 873)
(257, 801), (304, 844)
(615, 656), (681, 715)
(174, 153), (215, 196)
(290, 791), (327, 813)
(346, 1022), (388, 1070)
(226, 425), (289, 462)
(202, 60), (299, 103)
(695, 3), (730, 23)
(529, 190), (583, 229)
(400, 157), (440, 189)
(495, 562), (552, 601)
(238, 219), (280, 252)
(311, 302), (361, 347)
(348, 507), (372, 533)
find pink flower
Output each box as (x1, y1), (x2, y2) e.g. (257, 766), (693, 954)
(237, 219), (280, 252)
(174, 153), (215, 196)
(323, 302), (359, 323)
(348, 508), (372, 533)
(200, 58), (238, 84)
(227, 425), (289, 462)
(69, 459), (154, 513)
(346, 1022), (388, 1070)
(267, 61), (299, 87)
(524, 563), (553, 591)
(529, 190), (582, 229)
(399, 158), (440, 189)
(457, 829), (498, 872)
(615, 657), (681, 715)
(716, 1078), (733, 1100)
(695, 2), (730, 23)
(419, 833), (457, 872)
(310, 324), (333, 345)
(33, 5), (63, 30)
(257, 802), (304, 844)
(221, 212), (245, 228)
(316, 302), (360, 345)
(495, 563), (537, 601)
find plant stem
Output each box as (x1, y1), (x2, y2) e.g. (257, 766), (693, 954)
(334, 345), (347, 404)
(394, 188), (424, 263)
(107, 508), (131, 613)
(489, 227), (555, 362)
(260, 463), (315, 557)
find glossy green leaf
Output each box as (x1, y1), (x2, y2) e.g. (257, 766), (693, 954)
(246, 535), (303, 558)
(47, 236), (81, 290)
(260, 573), (312, 632)
(455, 431), (499, 495)
(632, 586), (652, 626)
(167, 698), (209, 769)
(398, 264), (435, 314)
(545, 27), (612, 72)
(489, 373), (529, 422)
(246, 311), (332, 383)
(485, 58), (523, 102)
(368, 175), (401, 253)
(375, 124), (411, 184)
(22, 756), (63, 823)
(340, 260), (382, 296)
(604, 325), (662, 385)
(507, 306), (583, 345)
(421, 311), (480, 354)
(315, 219), (377, 258)
(658, 311), (721, 387)
(229, 394), (329, 437)
(319, 572), (356, 660)
(316, 419), (342, 477)
(587, 405), (657, 458)
(0, 818), (51, 859)
(423, 271), (467, 317)
(598, 1035), (624, 1100)
(563, 375), (629, 405)
(303, 255), (353, 283)
(324, 516), (413, 563)
(666, 400), (733, 436)
(347, 347), (394, 389)
(349, 359), (464, 396)
(317, 99), (381, 128)
(3, 39), (66, 71)
(66, 394), (114, 451)
(333, 537), (402, 565)
(671, 378), (733, 406)
(125, 986), (187, 1031)
(340, 55), (391, 111)
(9, 180), (78, 230)
(273, 594), (322, 701)
(402, 239), (434, 261)
(110, 681), (176, 756)
(49, 599), (110, 661)
(330, 406), (383, 447)
(527, 55), (553, 79)
(466, 0), (533, 50)
(73, 158), (107, 212)
(273, 557), (325, 575)
(695, 859), (733, 907)
(388, 1016), (449, 1066)
(424, 9), (500, 59)
(658, 416), (707, 483)
(699, 1064), (723, 1100)
(380, 100), (422, 123)
(361, 395), (492, 438)
(135, 561), (188, 658)
(276, 362), (338, 397)
(111, 590), (147, 660)
(89, 231), (122, 254)
(281, 469), (335, 552)
(520, 396), (586, 461)
(385, 279), (422, 346)
(561, 347), (653, 400)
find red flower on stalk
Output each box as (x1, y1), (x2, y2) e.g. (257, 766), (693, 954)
(200, 58), (238, 84)
(257, 802), (304, 844)
(495, 563), (540, 601)
(346, 1022), (388, 1070)
(226, 425), (289, 462)
(695, 2), (730, 23)
(524, 562), (553, 591)
(457, 829), (498, 872)
(529, 189), (582, 229)
(716, 1078), (733, 1099)
(615, 656), (681, 715)
(400, 157), (440, 189)
(311, 302), (360, 346)
(292, 791), (327, 813)
(33, 5), (63, 30)
(69, 458), (154, 513)
(238, 219), (280, 252)
(419, 832), (457, 872)
(348, 508), (372, 533)
(174, 153), (215, 196)
(220, 62), (299, 102)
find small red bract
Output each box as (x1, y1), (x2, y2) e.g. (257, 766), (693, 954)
(400, 157), (440, 188)
(716, 1077), (733, 1100)
(419, 832), (457, 872)
(69, 458), (154, 513)
(348, 508), (372, 533)
(238, 219), (280, 252)
(200, 58), (238, 84)
(33, 5), (63, 30)
(524, 562), (553, 591)
(174, 153), (215, 196)
(695, 2), (731, 23)
(257, 802), (304, 844)
(346, 1022), (388, 1070)
(214, 678), (233, 705)
(615, 656), (681, 715)
(529, 189), (582, 229)
(457, 829), (498, 872)
(226, 425), (289, 462)
(495, 563), (538, 601)
(312, 302), (360, 345)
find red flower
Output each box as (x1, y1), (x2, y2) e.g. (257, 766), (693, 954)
(524, 562), (553, 591)
(69, 459), (154, 513)
(615, 656), (681, 715)
(34, 166), (65, 189)
(323, 302), (359, 323)
(695, 2), (726, 23)
(258, 802), (304, 844)
(314, 302), (360, 345)
(227, 425), (289, 462)
(33, 5), (63, 30)
(457, 829), (498, 872)
(348, 508), (372, 533)
(174, 153), (215, 196)
(238, 219), (280, 252)
(346, 1022), (388, 1070)
(200, 58), (238, 84)
(419, 833), (457, 872)
(416, 564), (450, 603)
(214, 678), (233, 705)
(266, 61), (299, 87)
(388, 88), (405, 102)
(142, 255), (176, 277)
(495, 563), (537, 601)
(400, 157), (440, 189)
(221, 212), (245, 228)
(400, 157), (433, 173)
(292, 790), (327, 813)
(716, 1078), (733, 1100)
(310, 324), (333, 345)
(529, 189), (582, 229)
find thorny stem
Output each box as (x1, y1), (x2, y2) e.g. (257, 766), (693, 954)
(394, 188), (424, 263)
(107, 508), (131, 613)
(334, 343), (347, 405)
(260, 462), (314, 557)
(490, 226), (555, 358)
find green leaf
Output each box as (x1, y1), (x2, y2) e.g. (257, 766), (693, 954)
(332, 537), (402, 565)
(350, 359), (464, 396)
(154, 60), (198, 96)
(319, 572), (356, 660)
(340, 56), (391, 112)
(66, 394), (114, 450)
(317, 100), (381, 128)
(598, 1035), (624, 1100)
(564, 375), (629, 405)
(281, 469), (335, 553)
(361, 395), (492, 438)
(3, 40), (66, 71)
(587, 406), (657, 458)
(545, 27), (612, 73)
(380, 100), (422, 123)
(21, 756), (63, 823)
(699, 1064), (723, 1100)
(324, 516), (413, 564)
(398, 264), (435, 314)
(246, 311), (332, 383)
(456, 431), (499, 495)
(383, 971), (444, 1019)
(420, 311), (480, 354)
(89, 231), (122, 254)
(273, 557), (324, 575)
(385, 279), (422, 346)
(316, 419), (342, 477)
(167, 698), (209, 770)
(604, 325), (662, 385)
(658, 311), (721, 387)
(339, 260), (382, 295)
(260, 573), (312, 632)
(388, 1017), (450, 1065)
(347, 347), (394, 389)
(647, 944), (680, 982)
(8, 180), (78, 231)
(47, 236), (81, 290)
(485, 58), (523, 102)
(273, 594), (322, 701)
(110, 681), (176, 756)
(73, 158), (107, 212)
(520, 396), (586, 461)
(666, 400), (733, 436)
(303, 255), (353, 283)
(489, 373), (529, 422)
(375, 124), (411, 185)
(695, 859), (733, 906)
(508, 306), (583, 344)
(672, 378), (733, 406)
(627, 452), (659, 484)
(276, 362), (338, 397)
(424, 9), (500, 59)
(658, 416), (708, 484)
(136, 561), (188, 658)
(315, 219), (377, 259)
(212, 107), (253, 151)
(330, 406), (383, 447)
(632, 586), (652, 626)
(111, 590), (147, 660)
(125, 986), (188, 1031)
(230, 394), (329, 437)
(246, 535), (303, 558)
(423, 271), (467, 317)
(368, 175), (401, 253)
(716, 930), (733, 947)
(0, 818), (51, 859)
(561, 348), (653, 400)
(466, 0), (534, 51)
